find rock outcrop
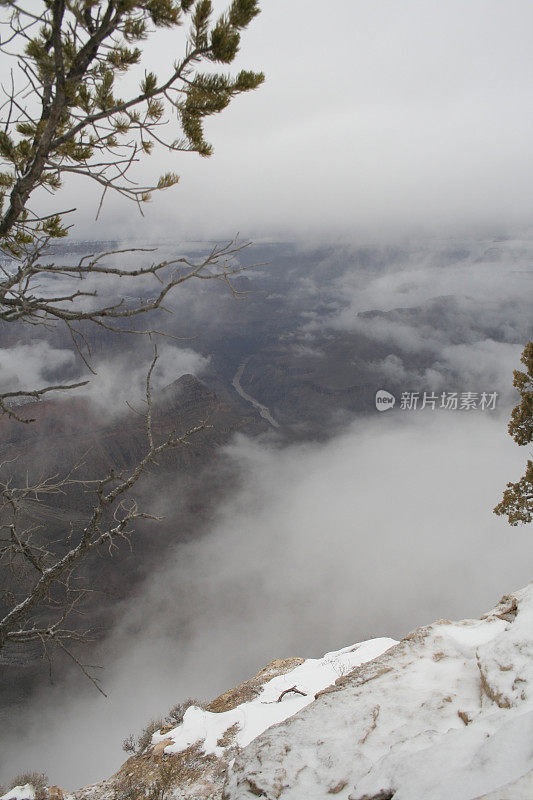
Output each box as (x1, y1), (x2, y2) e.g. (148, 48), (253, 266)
(70, 640), (394, 800)
(223, 587), (533, 800)
(7, 587), (533, 800)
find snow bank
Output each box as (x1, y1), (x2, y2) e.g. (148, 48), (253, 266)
(223, 585), (533, 800)
(1, 786), (36, 800)
(151, 638), (396, 759)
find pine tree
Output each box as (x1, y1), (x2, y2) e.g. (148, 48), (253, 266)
(0, 0), (264, 255)
(0, 0), (264, 683)
(494, 342), (533, 525)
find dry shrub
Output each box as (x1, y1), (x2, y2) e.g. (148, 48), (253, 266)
(165, 698), (205, 727)
(9, 773), (48, 800)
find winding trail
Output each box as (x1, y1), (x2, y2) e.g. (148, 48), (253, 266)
(232, 357), (280, 428)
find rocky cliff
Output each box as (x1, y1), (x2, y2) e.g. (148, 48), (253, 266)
(4, 585), (533, 800)
(224, 587), (533, 800)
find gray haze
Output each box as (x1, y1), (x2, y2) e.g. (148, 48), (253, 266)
(2, 408), (532, 788)
(0, 235), (531, 787)
(0, 342), (209, 411)
(25, 0), (533, 242)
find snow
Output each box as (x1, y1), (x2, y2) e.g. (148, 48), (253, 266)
(223, 584), (533, 800)
(1, 787), (36, 800)
(474, 769), (533, 799)
(151, 637), (396, 758)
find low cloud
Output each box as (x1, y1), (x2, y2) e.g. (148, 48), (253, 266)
(370, 341), (523, 401)
(295, 238), (532, 401)
(0, 237), (531, 790)
(428, 340), (523, 396)
(0, 342), (75, 393)
(2, 410), (531, 789)
(79, 344), (210, 417)
(329, 244), (532, 340)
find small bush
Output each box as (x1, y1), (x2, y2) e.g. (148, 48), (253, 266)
(121, 698), (208, 758)
(165, 698), (204, 727)
(121, 734), (136, 754)
(122, 718), (165, 755)
(9, 773), (48, 800)
(136, 718), (164, 753)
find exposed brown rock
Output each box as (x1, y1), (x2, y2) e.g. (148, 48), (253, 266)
(73, 655), (305, 800)
(477, 659), (512, 709)
(328, 780), (348, 794)
(151, 737), (173, 758)
(206, 657), (305, 713)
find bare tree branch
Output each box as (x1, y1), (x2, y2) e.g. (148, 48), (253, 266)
(0, 345), (213, 678)
(0, 0), (264, 686)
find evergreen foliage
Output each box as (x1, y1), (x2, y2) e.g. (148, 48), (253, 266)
(0, 0), (263, 684)
(0, 0), (264, 255)
(494, 342), (533, 525)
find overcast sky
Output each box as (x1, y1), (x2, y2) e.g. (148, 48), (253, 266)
(57, 0), (533, 241)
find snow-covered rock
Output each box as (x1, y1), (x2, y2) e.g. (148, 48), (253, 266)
(473, 770), (533, 800)
(1, 786), (36, 800)
(153, 638), (395, 760)
(73, 639), (394, 800)
(71, 584), (533, 800)
(222, 585), (533, 800)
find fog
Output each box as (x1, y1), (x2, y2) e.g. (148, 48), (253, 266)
(0, 341), (209, 411)
(0, 343), (76, 394)
(1, 403), (532, 788)
(79, 345), (210, 418)
(1, 229), (531, 789)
